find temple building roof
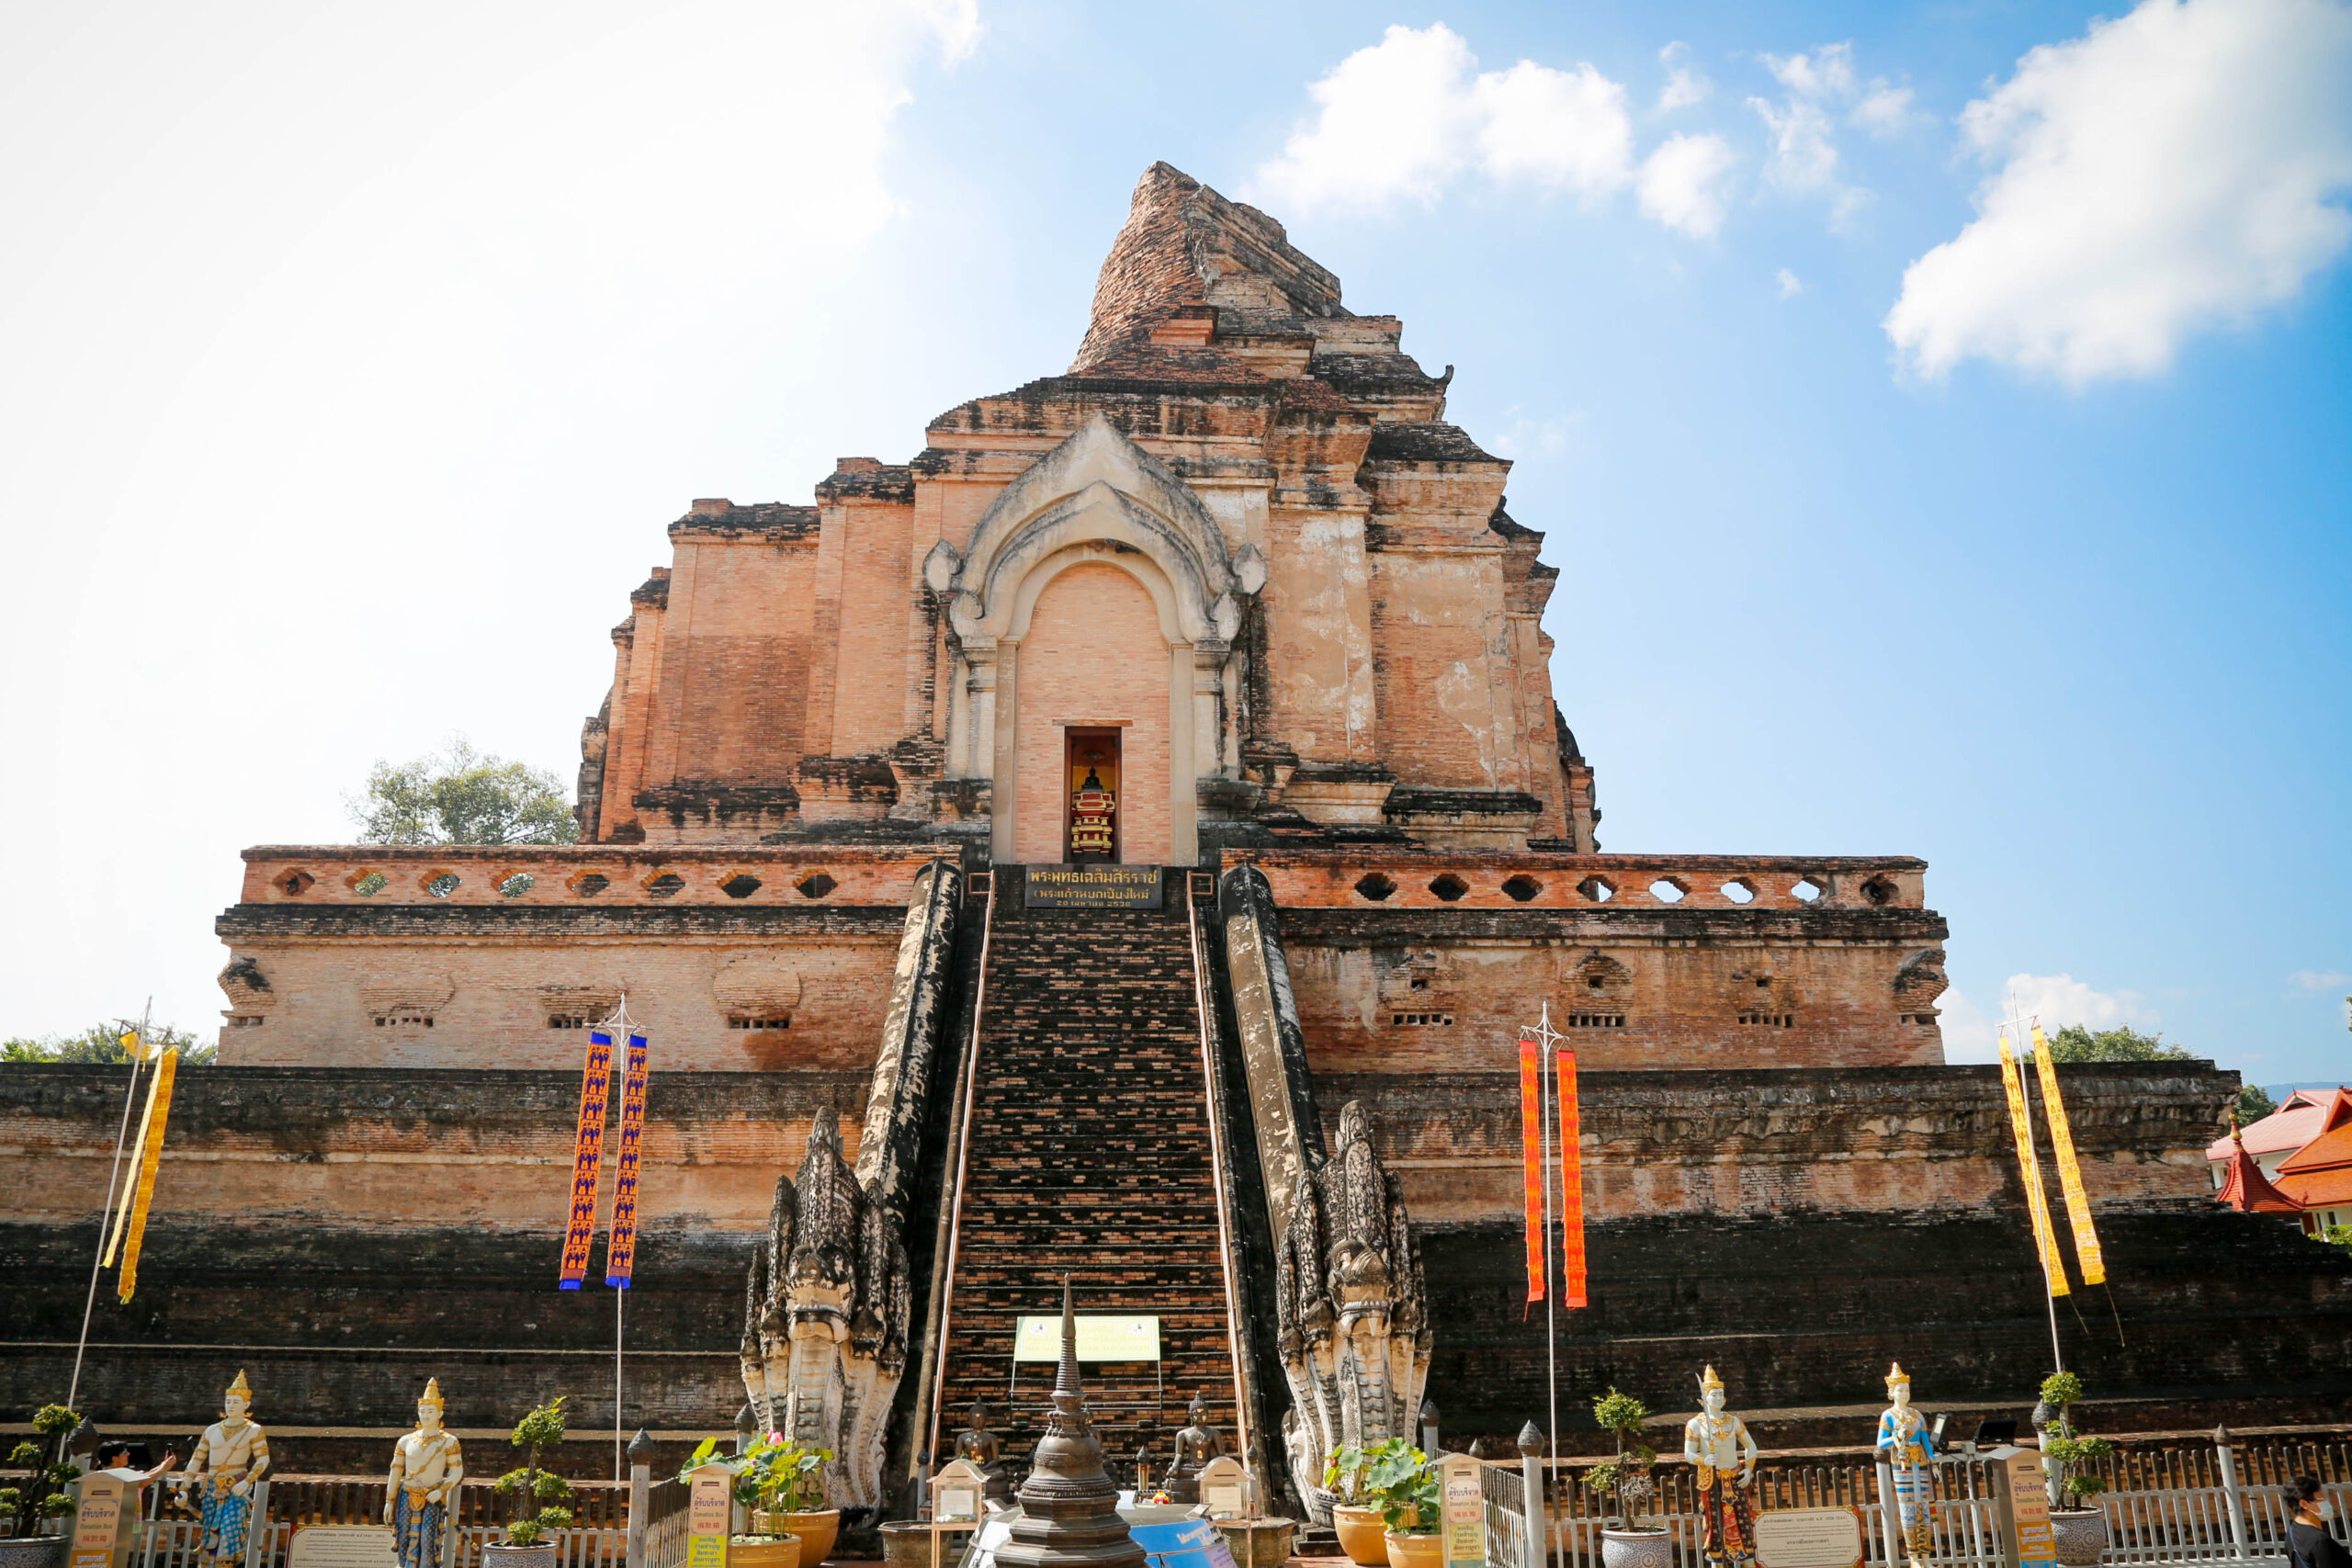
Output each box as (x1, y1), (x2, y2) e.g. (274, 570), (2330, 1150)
(2215, 1122), (2301, 1213)
(2204, 1085), (2352, 1163)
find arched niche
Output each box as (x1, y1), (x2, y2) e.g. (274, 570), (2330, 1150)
(928, 416), (1262, 867)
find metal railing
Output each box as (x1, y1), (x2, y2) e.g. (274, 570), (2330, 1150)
(1483, 1435), (2352, 1568)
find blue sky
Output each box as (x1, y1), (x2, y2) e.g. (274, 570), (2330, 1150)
(3, 0), (2347, 1085)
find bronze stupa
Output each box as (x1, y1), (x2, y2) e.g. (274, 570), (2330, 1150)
(993, 1277), (1147, 1568)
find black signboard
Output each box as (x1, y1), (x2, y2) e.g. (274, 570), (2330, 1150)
(1022, 863), (1164, 909)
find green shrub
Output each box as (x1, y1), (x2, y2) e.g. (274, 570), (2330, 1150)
(496, 1396), (573, 1546)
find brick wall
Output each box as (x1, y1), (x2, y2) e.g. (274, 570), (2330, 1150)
(1012, 563), (1173, 864)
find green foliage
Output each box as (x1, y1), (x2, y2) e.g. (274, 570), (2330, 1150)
(738, 1435), (833, 1516)
(678, 1437), (735, 1483)
(2043, 1025), (2189, 1064)
(1324, 1445), (1371, 1504)
(6, 1405), (81, 1540)
(2321, 1224), (2352, 1259)
(501, 1396), (571, 1546)
(2038, 1375), (2113, 1505)
(1582, 1464), (1620, 1498)
(1354, 1439), (1438, 1536)
(2233, 1084), (2278, 1125)
(1592, 1389), (1650, 1439)
(3, 1025), (214, 1068)
(350, 737), (578, 846)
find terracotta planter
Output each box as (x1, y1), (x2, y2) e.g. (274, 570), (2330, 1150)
(1601, 1528), (1674, 1568)
(1214, 1518), (1296, 1568)
(1384, 1531), (1442, 1568)
(752, 1509), (839, 1565)
(2050, 1508), (2109, 1566)
(482, 1543), (560, 1568)
(729, 1536), (802, 1568)
(0, 1538), (66, 1568)
(1331, 1506), (1390, 1567)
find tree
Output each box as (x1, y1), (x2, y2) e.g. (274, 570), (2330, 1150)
(2233, 1083), (2277, 1126)
(349, 738), (577, 846)
(2043, 1023), (2191, 1064)
(2, 1023), (214, 1067)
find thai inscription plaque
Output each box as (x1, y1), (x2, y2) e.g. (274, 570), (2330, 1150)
(1023, 864), (1162, 909)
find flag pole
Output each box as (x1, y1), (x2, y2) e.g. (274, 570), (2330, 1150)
(2003, 989), (2064, 1374)
(68, 1002), (152, 1412)
(1530, 1003), (1568, 1568)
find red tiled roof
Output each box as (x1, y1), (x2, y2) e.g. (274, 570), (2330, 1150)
(2215, 1128), (2301, 1213)
(2203, 1086), (2352, 1161)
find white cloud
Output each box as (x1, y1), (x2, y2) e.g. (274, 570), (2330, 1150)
(1852, 85), (1917, 135)
(1747, 39), (1885, 224)
(1637, 133), (1739, 237)
(1657, 41), (1713, 111)
(1939, 973), (2161, 1063)
(2290, 969), (2352, 991)
(1763, 43), (1857, 101)
(1257, 25), (1735, 230)
(1776, 267), (1804, 298)
(1750, 93), (1843, 192)
(1473, 59), (1635, 196)
(1885, 0), (2352, 384)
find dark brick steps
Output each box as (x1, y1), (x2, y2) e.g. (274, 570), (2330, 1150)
(937, 875), (1240, 1466)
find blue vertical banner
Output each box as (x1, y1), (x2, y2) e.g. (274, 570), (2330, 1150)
(605, 1032), (650, 1288)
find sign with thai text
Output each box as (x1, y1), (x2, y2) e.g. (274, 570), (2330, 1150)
(1440, 1453), (1487, 1568)
(2006, 1450), (2057, 1568)
(1023, 864), (1162, 909)
(1753, 1508), (1863, 1568)
(1012, 1314), (1161, 1361)
(68, 1471), (126, 1568)
(686, 1463), (732, 1568)
(288, 1527), (401, 1568)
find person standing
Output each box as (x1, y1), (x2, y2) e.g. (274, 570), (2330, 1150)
(94, 1444), (178, 1568)
(2287, 1477), (2350, 1568)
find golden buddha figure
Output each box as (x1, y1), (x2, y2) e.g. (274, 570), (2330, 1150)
(384, 1379), (465, 1568)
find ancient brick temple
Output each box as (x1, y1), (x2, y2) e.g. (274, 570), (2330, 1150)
(5, 164), (2344, 1499)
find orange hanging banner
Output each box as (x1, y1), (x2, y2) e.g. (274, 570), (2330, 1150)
(1521, 1037), (1544, 1314)
(1555, 1049), (1586, 1308)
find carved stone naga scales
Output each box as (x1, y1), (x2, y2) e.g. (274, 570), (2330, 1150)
(1274, 1100), (1431, 1521)
(741, 1111), (913, 1512)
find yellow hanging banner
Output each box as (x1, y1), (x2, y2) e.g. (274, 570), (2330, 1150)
(100, 1035), (159, 1267)
(115, 1047), (178, 1301)
(1998, 1033), (2069, 1297)
(2030, 1024), (2107, 1286)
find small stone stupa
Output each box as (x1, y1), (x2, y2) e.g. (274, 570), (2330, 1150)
(993, 1277), (1147, 1568)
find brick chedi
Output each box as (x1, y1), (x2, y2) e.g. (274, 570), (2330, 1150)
(2, 163), (2340, 1489)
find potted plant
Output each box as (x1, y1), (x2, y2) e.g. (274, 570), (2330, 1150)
(1364, 1440), (1441, 1568)
(1323, 1445), (1388, 1566)
(0, 1404), (83, 1568)
(488, 1396), (575, 1568)
(1586, 1389), (1668, 1568)
(741, 1434), (837, 1565)
(2038, 1374), (2113, 1567)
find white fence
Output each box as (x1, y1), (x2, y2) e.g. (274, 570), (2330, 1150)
(1488, 1449), (2352, 1568)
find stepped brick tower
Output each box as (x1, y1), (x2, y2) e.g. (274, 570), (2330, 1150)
(4, 162), (2339, 1493)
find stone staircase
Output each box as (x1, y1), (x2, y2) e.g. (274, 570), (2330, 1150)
(937, 867), (1239, 1479)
